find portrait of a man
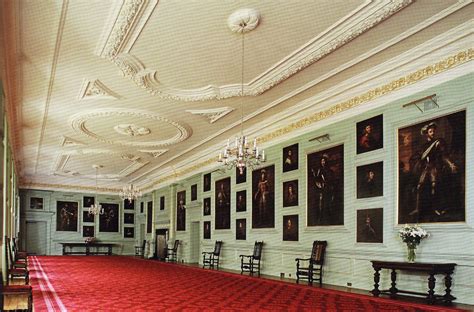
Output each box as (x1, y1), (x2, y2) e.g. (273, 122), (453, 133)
(283, 180), (298, 207)
(252, 165), (275, 228)
(99, 203), (119, 232)
(83, 211), (94, 223)
(215, 178), (231, 229)
(124, 199), (135, 210)
(191, 184), (197, 201)
(398, 111), (465, 223)
(236, 166), (247, 184)
(356, 208), (383, 243)
(160, 196), (165, 211)
(357, 162), (383, 199)
(203, 173), (211, 192)
(83, 196), (95, 208)
(176, 191), (186, 231)
(307, 145), (344, 226)
(203, 197), (211, 216)
(124, 213), (134, 224)
(147, 201), (153, 233)
(356, 114), (383, 154)
(30, 197), (43, 210)
(236, 219), (246, 240)
(124, 227), (134, 238)
(203, 221), (211, 239)
(236, 190), (246, 212)
(283, 143), (298, 172)
(140, 202), (144, 214)
(283, 215), (298, 241)
(82, 225), (94, 238)
(56, 201), (78, 232)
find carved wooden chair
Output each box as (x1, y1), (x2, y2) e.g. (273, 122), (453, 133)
(202, 241), (223, 269)
(166, 240), (180, 262)
(4, 237), (29, 285)
(135, 240), (146, 258)
(240, 241), (263, 276)
(295, 240), (327, 285)
(0, 272), (32, 311)
(6, 238), (27, 269)
(12, 237), (28, 263)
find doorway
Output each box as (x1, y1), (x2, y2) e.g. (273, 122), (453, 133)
(189, 221), (200, 263)
(155, 229), (168, 260)
(26, 221), (47, 255)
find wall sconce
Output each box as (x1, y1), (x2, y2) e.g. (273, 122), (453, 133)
(402, 94), (438, 113)
(309, 134), (330, 143)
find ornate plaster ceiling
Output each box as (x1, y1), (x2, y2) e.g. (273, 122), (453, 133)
(0, 0), (472, 193)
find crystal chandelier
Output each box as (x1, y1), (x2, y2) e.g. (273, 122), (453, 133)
(89, 165), (104, 215)
(120, 184), (142, 203)
(219, 9), (265, 174)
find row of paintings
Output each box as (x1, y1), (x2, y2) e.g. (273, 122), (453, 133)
(82, 225), (135, 238)
(56, 201), (120, 233)
(30, 197), (136, 211)
(193, 110), (466, 230)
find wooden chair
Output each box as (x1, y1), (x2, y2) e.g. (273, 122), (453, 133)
(6, 238), (27, 269)
(240, 241), (263, 276)
(12, 238), (28, 263)
(166, 240), (180, 262)
(0, 272), (32, 312)
(295, 240), (327, 285)
(135, 240), (146, 258)
(5, 237), (29, 285)
(202, 241), (223, 269)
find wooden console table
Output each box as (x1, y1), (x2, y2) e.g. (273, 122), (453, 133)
(371, 260), (456, 305)
(61, 242), (115, 256)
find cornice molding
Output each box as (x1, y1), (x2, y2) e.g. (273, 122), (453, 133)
(99, 0), (413, 101)
(185, 107), (234, 124)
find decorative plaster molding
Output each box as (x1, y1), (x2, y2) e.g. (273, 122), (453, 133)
(114, 124), (151, 136)
(227, 9), (260, 34)
(139, 149), (168, 158)
(77, 79), (121, 100)
(185, 107), (234, 124)
(99, 1), (413, 101)
(61, 136), (85, 147)
(70, 109), (191, 147)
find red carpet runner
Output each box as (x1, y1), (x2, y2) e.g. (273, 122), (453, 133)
(30, 256), (465, 311)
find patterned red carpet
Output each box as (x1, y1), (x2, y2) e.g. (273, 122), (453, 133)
(30, 256), (465, 311)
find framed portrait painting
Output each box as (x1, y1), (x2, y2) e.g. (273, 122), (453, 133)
(99, 203), (119, 232)
(283, 215), (298, 241)
(124, 227), (134, 238)
(236, 219), (246, 240)
(83, 211), (94, 223)
(203, 221), (211, 239)
(203, 173), (211, 192)
(307, 145), (344, 226)
(356, 114), (383, 154)
(191, 184), (197, 201)
(160, 196), (165, 211)
(124, 213), (134, 224)
(124, 199), (135, 210)
(83, 225), (94, 238)
(147, 201), (153, 233)
(252, 165), (275, 228)
(398, 110), (465, 224)
(282, 143), (298, 172)
(176, 191), (186, 231)
(83, 196), (95, 208)
(356, 208), (383, 243)
(236, 190), (246, 212)
(357, 162), (383, 199)
(30, 197), (43, 210)
(140, 202), (144, 214)
(203, 197), (211, 216)
(236, 166), (246, 184)
(283, 180), (298, 207)
(56, 201), (78, 232)
(215, 177), (231, 230)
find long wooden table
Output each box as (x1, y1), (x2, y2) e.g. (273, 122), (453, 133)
(371, 260), (456, 305)
(61, 242), (115, 255)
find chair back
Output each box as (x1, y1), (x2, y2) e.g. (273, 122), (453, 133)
(213, 241), (223, 256)
(4, 236), (13, 269)
(252, 241), (263, 260)
(310, 240), (327, 265)
(172, 240), (180, 252)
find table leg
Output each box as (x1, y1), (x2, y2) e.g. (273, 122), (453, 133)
(372, 268), (381, 297)
(389, 269), (398, 298)
(444, 272), (456, 304)
(62, 245), (66, 255)
(86, 245), (90, 256)
(427, 273), (436, 304)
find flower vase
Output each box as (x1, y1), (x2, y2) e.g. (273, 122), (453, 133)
(406, 244), (416, 263)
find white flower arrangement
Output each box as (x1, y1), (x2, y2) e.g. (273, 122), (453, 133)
(399, 224), (429, 247)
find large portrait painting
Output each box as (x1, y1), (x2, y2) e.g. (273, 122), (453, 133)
(203, 197), (211, 216)
(283, 180), (298, 207)
(357, 162), (383, 199)
(283, 215), (298, 241)
(236, 190), (246, 212)
(176, 191), (186, 231)
(236, 166), (247, 184)
(398, 110), (465, 224)
(236, 219), (246, 240)
(252, 165), (275, 228)
(356, 208), (383, 243)
(215, 177), (231, 230)
(203, 173), (211, 192)
(191, 184), (197, 201)
(282, 143), (298, 172)
(147, 201), (153, 233)
(307, 145), (344, 226)
(356, 114), (383, 154)
(203, 221), (211, 239)
(99, 203), (119, 232)
(56, 201), (78, 232)
(160, 196), (165, 211)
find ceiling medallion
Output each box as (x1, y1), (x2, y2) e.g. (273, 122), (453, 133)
(114, 124), (151, 136)
(227, 8), (260, 34)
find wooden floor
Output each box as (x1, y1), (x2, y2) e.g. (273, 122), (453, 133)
(5, 258), (474, 311)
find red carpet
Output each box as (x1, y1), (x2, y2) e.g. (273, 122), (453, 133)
(30, 256), (466, 311)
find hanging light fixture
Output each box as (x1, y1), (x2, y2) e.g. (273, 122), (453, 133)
(89, 164), (104, 215)
(119, 125), (142, 203)
(219, 8), (265, 174)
